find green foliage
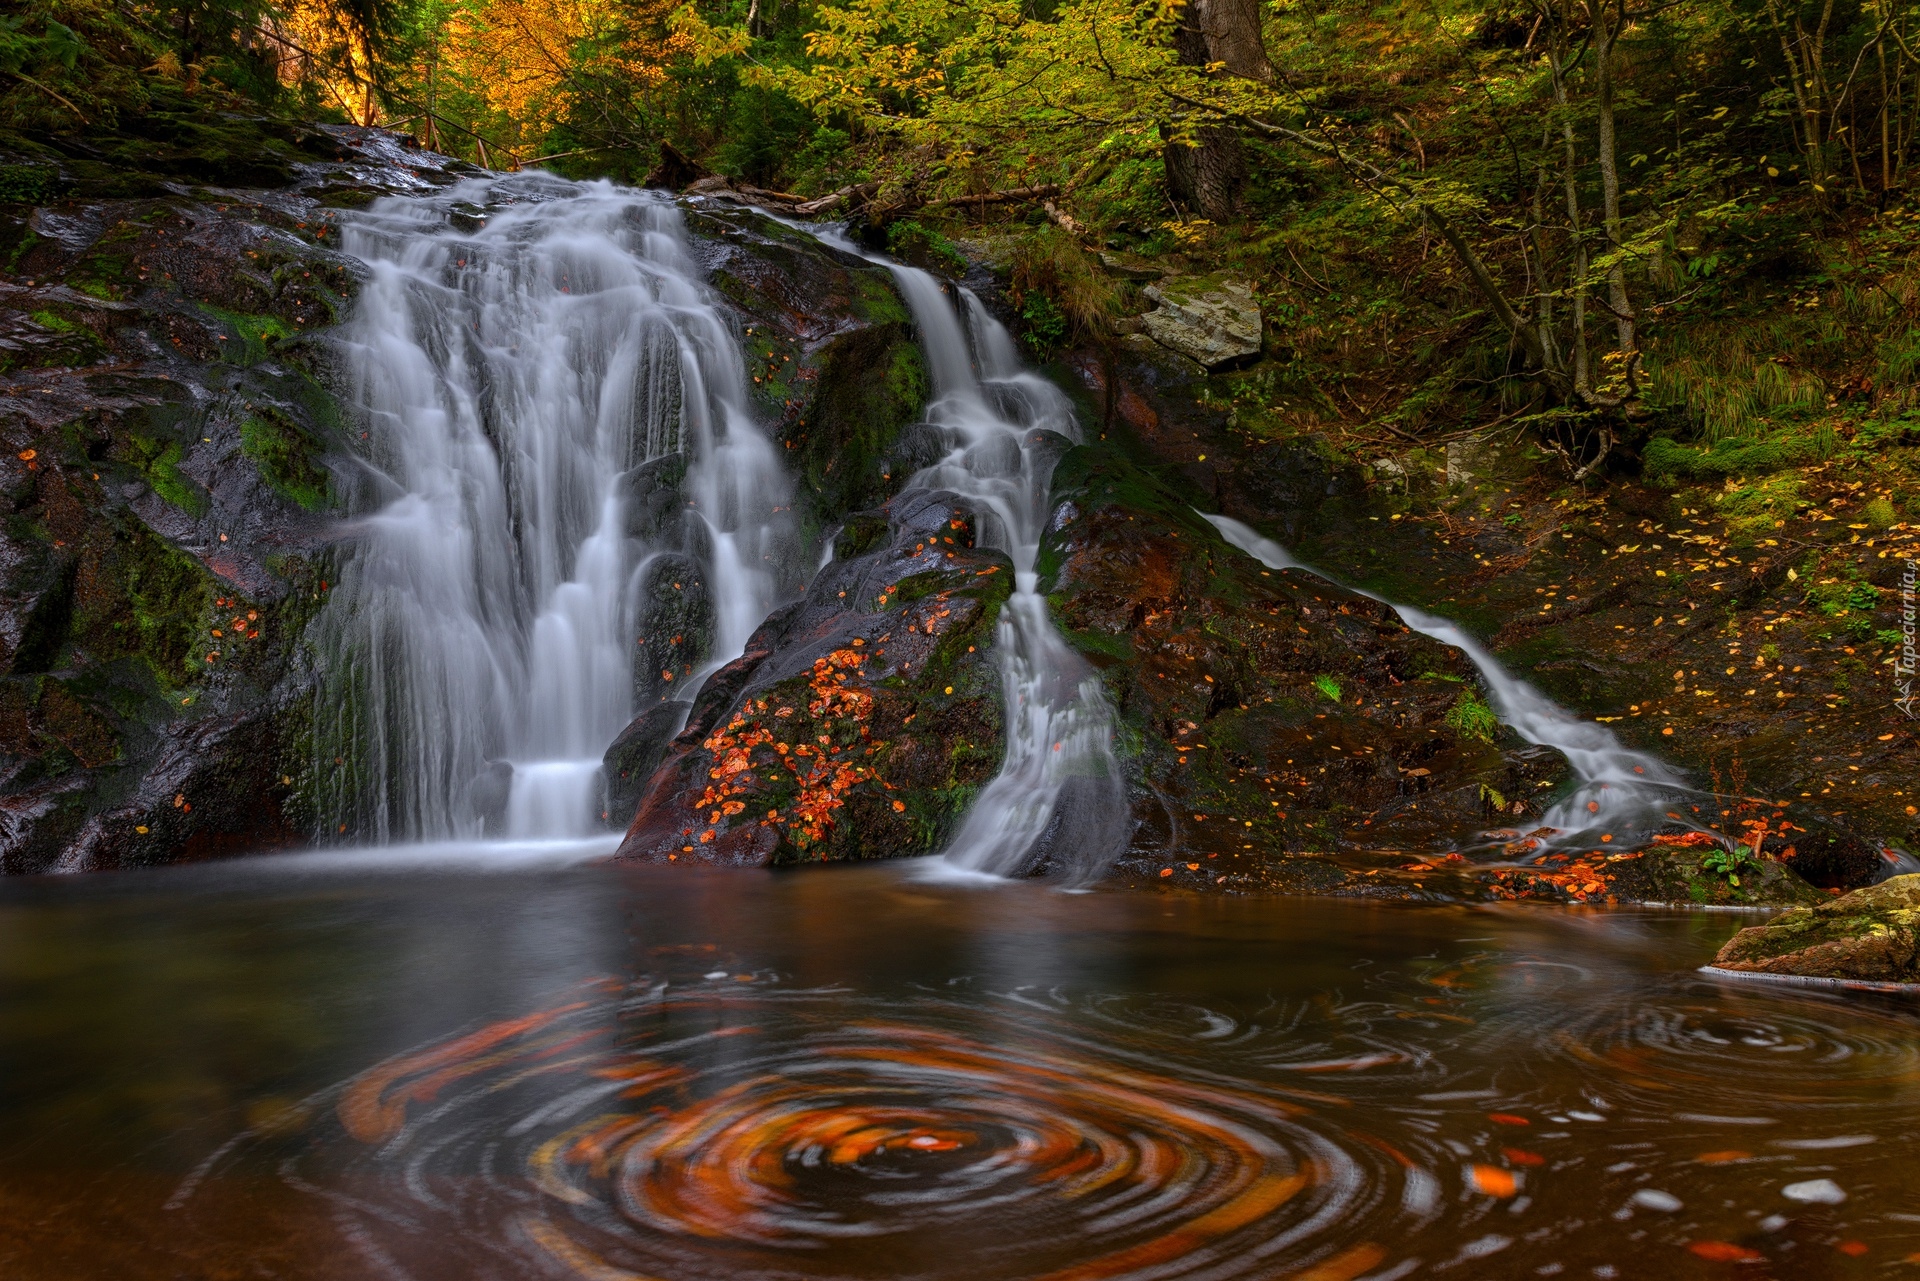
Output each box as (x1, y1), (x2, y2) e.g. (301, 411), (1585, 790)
(0, 163), (63, 204)
(713, 84), (818, 187)
(1702, 844), (1760, 887)
(1805, 573), (1879, 618)
(1710, 472), (1803, 537)
(29, 308), (76, 333)
(1019, 290), (1067, 356)
(0, 13), (80, 82)
(1644, 426), (1834, 482)
(240, 412), (330, 511)
(1008, 227), (1112, 353)
(885, 220), (966, 275)
(132, 437), (206, 516)
(1445, 689), (1498, 742)
(201, 305), (294, 365)
(1312, 673), (1342, 702)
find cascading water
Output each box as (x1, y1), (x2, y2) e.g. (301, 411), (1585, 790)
(848, 251), (1128, 880)
(318, 174), (793, 844)
(1200, 513), (1687, 847)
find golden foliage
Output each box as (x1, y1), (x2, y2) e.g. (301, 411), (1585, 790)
(444, 0), (689, 141)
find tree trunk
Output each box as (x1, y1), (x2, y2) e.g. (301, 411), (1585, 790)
(1548, 24), (1591, 394)
(1592, 0), (1636, 365)
(1166, 0), (1273, 220)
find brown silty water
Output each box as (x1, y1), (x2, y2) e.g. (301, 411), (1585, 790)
(0, 859), (1912, 1279)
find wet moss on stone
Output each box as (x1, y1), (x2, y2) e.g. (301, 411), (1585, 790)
(1713, 873), (1920, 980)
(239, 408), (330, 512)
(200, 304), (295, 366)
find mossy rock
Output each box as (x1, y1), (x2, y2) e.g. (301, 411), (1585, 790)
(616, 490), (1012, 867)
(0, 124), (448, 871)
(681, 203), (926, 535)
(1713, 873), (1920, 981)
(1526, 847), (1823, 908)
(1037, 443), (1569, 874)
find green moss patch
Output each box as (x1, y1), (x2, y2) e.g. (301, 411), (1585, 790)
(1714, 874), (1920, 980)
(240, 409), (329, 511)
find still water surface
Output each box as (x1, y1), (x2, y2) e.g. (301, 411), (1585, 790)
(0, 859), (1914, 1279)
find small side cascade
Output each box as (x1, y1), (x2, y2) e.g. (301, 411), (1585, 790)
(1202, 513), (1687, 847)
(318, 174), (793, 844)
(829, 237), (1128, 880)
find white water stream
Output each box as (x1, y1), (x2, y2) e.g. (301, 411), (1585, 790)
(316, 174), (1671, 871)
(842, 252), (1129, 880)
(1201, 514), (1687, 847)
(318, 175), (792, 843)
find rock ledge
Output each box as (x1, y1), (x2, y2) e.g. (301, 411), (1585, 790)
(1712, 873), (1920, 983)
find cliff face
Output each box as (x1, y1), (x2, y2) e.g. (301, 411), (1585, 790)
(0, 123), (473, 871)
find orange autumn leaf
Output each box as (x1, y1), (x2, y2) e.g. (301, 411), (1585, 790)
(1687, 1241), (1764, 1263)
(1467, 1165), (1516, 1197)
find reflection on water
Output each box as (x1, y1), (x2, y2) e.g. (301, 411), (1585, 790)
(0, 862), (1914, 1279)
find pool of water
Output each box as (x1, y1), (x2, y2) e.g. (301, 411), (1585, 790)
(0, 857), (1913, 1279)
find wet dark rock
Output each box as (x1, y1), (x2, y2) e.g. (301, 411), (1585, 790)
(1778, 824), (1890, 891)
(634, 554), (713, 704)
(0, 124), (473, 871)
(615, 490), (1011, 867)
(681, 205), (928, 535)
(1035, 443), (1541, 890)
(1606, 846), (1823, 907)
(603, 703), (688, 828)
(618, 453), (688, 544)
(1713, 873), (1920, 981)
(466, 760), (514, 835)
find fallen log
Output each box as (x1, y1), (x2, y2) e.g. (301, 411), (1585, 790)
(924, 183), (1061, 211)
(1042, 199), (1088, 237)
(794, 182), (880, 216)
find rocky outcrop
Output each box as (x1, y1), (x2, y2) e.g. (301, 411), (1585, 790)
(0, 122), (476, 871)
(1712, 873), (1920, 982)
(682, 205), (929, 529)
(1036, 443), (1575, 892)
(1138, 277), (1261, 370)
(601, 206), (942, 829)
(616, 489), (1011, 865)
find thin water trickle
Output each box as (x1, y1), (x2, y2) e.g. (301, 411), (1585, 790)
(826, 244), (1128, 881)
(317, 175), (793, 843)
(1202, 512), (1688, 846)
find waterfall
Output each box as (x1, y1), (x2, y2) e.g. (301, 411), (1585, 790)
(1201, 514), (1687, 848)
(841, 249), (1128, 880)
(317, 175), (793, 844)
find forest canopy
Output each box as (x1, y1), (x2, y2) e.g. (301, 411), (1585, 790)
(6, 0), (1920, 465)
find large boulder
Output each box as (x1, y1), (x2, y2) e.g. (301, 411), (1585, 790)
(683, 206), (930, 531)
(615, 489), (1012, 866)
(1138, 277), (1262, 370)
(1712, 873), (1920, 982)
